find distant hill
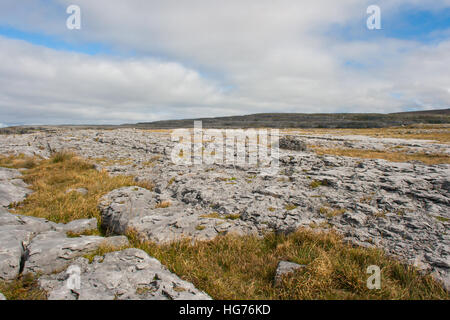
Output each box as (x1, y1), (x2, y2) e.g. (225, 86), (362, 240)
(133, 108), (450, 129)
(2, 109), (449, 134)
(390, 108), (450, 115)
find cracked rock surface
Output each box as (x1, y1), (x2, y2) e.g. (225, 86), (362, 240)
(99, 187), (257, 243)
(0, 206), (128, 280)
(39, 248), (211, 300)
(22, 231), (129, 276)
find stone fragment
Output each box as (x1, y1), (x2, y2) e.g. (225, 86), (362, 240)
(274, 261), (306, 286)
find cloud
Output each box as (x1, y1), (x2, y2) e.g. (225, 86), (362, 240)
(0, 1), (449, 124)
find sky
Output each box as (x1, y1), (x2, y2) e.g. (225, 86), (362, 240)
(0, 0), (449, 126)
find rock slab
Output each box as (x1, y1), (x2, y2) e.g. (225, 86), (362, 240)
(39, 248), (211, 300)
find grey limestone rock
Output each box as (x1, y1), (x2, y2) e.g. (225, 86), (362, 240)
(23, 231), (129, 276)
(274, 261), (306, 286)
(39, 248), (211, 300)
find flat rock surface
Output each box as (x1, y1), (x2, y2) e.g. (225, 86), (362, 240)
(23, 231), (129, 276)
(39, 248), (211, 300)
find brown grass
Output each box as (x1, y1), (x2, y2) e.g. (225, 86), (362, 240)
(319, 207), (346, 218)
(128, 229), (449, 300)
(0, 154), (38, 169)
(155, 201), (171, 209)
(312, 147), (450, 165)
(0, 275), (47, 300)
(4, 152), (154, 223)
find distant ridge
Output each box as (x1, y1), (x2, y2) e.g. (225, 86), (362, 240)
(390, 108), (450, 115)
(133, 108), (450, 129)
(2, 109), (449, 134)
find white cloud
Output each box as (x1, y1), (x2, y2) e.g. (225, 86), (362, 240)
(0, 1), (449, 124)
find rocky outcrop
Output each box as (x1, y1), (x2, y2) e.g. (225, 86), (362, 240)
(0, 208), (56, 280)
(279, 135), (307, 151)
(39, 248), (211, 300)
(99, 187), (257, 243)
(0, 208), (128, 280)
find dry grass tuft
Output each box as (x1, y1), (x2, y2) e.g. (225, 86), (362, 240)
(0, 154), (39, 169)
(83, 242), (131, 263)
(155, 201), (171, 209)
(128, 229), (449, 300)
(0, 274), (47, 300)
(319, 207), (346, 218)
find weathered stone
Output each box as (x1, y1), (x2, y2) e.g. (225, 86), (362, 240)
(39, 248), (211, 300)
(65, 188), (88, 196)
(0, 292), (6, 300)
(0, 168), (31, 208)
(0, 226), (32, 280)
(59, 218), (98, 234)
(274, 261), (306, 286)
(23, 231), (129, 276)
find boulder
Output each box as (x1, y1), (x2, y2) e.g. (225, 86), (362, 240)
(279, 136), (307, 151)
(274, 261), (306, 287)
